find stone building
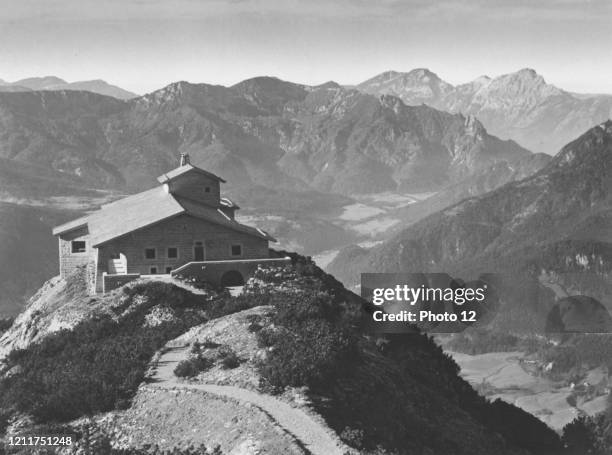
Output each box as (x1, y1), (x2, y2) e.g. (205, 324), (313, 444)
(52, 154), (286, 293)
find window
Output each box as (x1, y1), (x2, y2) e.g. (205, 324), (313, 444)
(167, 247), (178, 259)
(230, 244), (242, 257)
(165, 267), (172, 274)
(71, 241), (86, 253)
(144, 248), (156, 259)
(150, 267), (157, 274)
(204, 186), (211, 193)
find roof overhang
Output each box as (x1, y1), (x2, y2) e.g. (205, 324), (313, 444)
(52, 219), (88, 237)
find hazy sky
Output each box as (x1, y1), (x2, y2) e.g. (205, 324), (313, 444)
(1, 0), (611, 94)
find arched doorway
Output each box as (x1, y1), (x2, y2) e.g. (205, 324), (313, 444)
(220, 270), (244, 287)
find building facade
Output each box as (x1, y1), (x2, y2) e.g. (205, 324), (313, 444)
(53, 155), (281, 293)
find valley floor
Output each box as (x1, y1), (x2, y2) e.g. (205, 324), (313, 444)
(449, 351), (608, 431)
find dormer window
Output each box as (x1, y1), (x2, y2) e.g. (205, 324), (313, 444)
(204, 186), (211, 193)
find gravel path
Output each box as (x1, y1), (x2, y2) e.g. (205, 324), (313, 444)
(149, 347), (349, 455)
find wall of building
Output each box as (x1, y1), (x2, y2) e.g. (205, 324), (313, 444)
(59, 226), (95, 277)
(97, 214), (269, 277)
(169, 172), (220, 206)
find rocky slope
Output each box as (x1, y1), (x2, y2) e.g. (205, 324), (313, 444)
(358, 68), (612, 155)
(329, 121), (612, 331)
(0, 259), (562, 454)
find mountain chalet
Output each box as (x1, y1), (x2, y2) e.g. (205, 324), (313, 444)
(52, 154), (288, 294)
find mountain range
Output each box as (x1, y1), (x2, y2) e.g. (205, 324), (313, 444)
(357, 68), (612, 155)
(0, 78), (544, 196)
(6, 72), (612, 318)
(0, 76), (138, 100)
(329, 120), (612, 331)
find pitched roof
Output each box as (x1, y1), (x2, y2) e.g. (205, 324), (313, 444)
(157, 163), (226, 184)
(52, 186), (275, 246)
(175, 196), (273, 241)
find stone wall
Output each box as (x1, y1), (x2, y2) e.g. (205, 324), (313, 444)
(58, 226), (97, 279)
(172, 257), (291, 286)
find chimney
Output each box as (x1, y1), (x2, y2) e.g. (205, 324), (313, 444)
(179, 153), (190, 166)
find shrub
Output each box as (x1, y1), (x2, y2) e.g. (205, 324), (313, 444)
(340, 427), (365, 449)
(562, 415), (599, 454)
(247, 322), (263, 333)
(256, 290), (357, 391)
(256, 327), (280, 348)
(190, 341), (201, 354)
(118, 281), (202, 314)
(252, 256), (563, 454)
(245, 314), (262, 324)
(0, 282), (207, 423)
(218, 346), (241, 369)
(174, 359), (199, 378)
(207, 293), (268, 319)
(174, 355), (214, 378)
(201, 338), (221, 349)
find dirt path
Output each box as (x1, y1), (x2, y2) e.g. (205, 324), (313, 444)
(149, 347), (349, 455)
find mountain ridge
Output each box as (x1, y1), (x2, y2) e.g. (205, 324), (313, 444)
(358, 68), (612, 154)
(0, 75), (138, 100)
(0, 79), (544, 196)
(328, 120), (612, 330)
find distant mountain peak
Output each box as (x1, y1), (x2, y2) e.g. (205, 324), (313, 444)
(14, 76), (68, 89)
(472, 75), (491, 85)
(407, 67), (441, 79)
(503, 68), (548, 85)
(357, 68), (454, 106)
(516, 67), (539, 76)
(232, 75), (285, 87)
(368, 68), (445, 85)
(372, 70), (401, 81)
(139, 80), (200, 104)
(1, 75), (137, 99)
(313, 81), (343, 90)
